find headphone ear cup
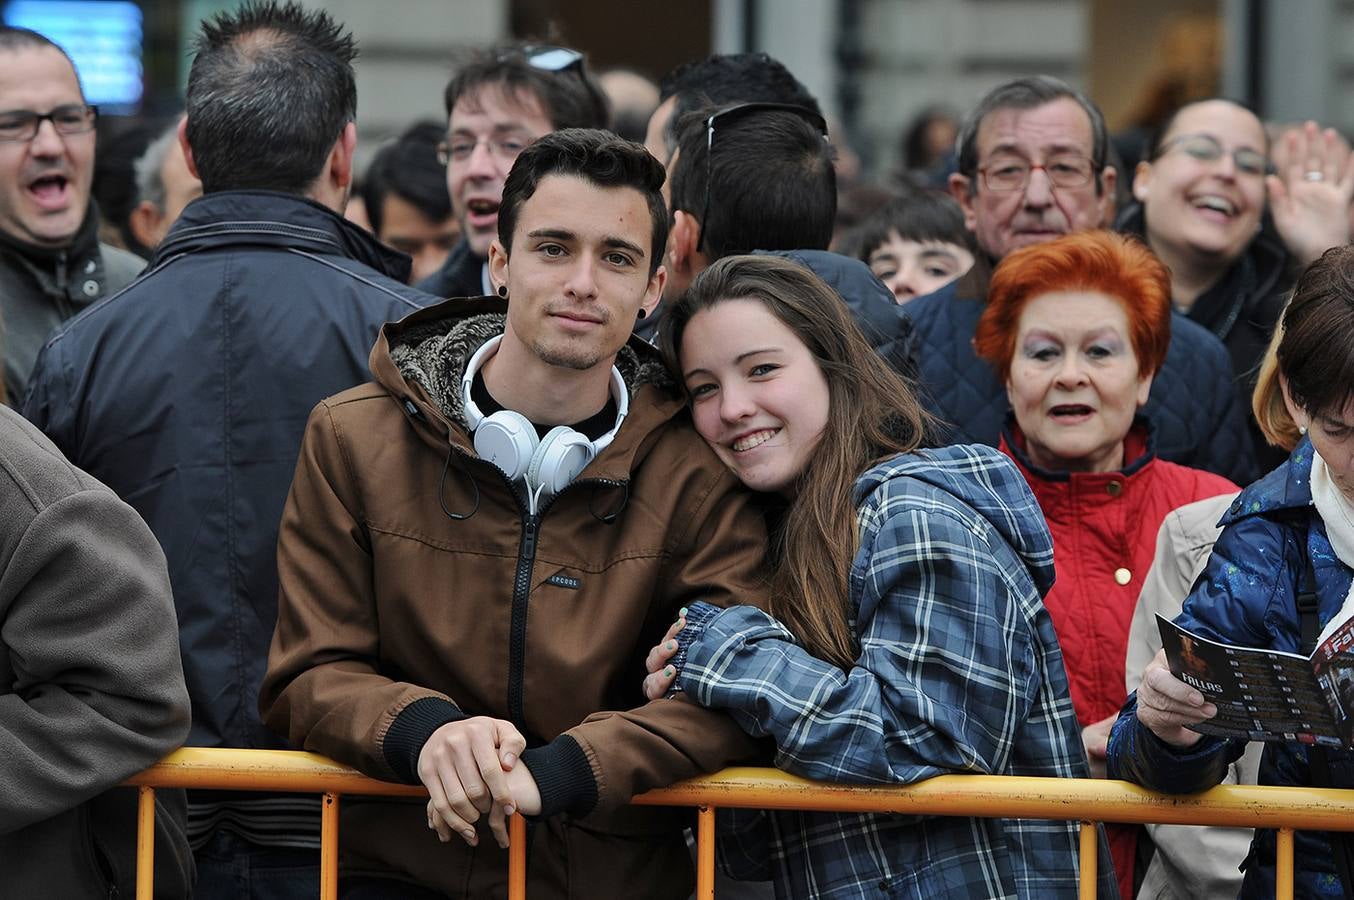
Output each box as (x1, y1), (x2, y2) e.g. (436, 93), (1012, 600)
(473, 411), (539, 482)
(529, 427), (595, 496)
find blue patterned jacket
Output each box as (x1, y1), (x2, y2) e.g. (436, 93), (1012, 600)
(673, 444), (1118, 899)
(1109, 439), (1354, 899)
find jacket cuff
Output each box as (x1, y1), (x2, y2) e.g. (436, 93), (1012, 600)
(382, 696), (467, 783)
(669, 600), (722, 692)
(520, 734), (597, 819)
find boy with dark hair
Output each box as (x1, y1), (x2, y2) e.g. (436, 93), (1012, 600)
(261, 128), (766, 899)
(851, 189), (976, 304)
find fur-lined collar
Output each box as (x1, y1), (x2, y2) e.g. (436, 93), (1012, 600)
(387, 311), (675, 429)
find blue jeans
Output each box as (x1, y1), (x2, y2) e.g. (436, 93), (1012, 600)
(193, 831), (320, 900)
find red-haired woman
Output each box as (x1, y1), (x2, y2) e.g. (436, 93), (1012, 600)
(975, 230), (1237, 896)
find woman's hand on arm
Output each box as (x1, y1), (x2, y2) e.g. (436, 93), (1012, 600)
(1135, 649), (1217, 748)
(641, 614), (686, 700)
(1267, 120), (1354, 266)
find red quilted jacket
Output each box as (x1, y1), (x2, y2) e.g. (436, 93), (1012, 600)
(1001, 422), (1236, 899)
(1000, 424), (1237, 726)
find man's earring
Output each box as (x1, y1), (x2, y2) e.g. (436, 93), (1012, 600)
(497, 285), (508, 298)
(636, 308), (648, 320)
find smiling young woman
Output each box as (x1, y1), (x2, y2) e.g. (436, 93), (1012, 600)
(975, 229), (1238, 899)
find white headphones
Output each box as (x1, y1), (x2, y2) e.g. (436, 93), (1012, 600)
(461, 335), (629, 508)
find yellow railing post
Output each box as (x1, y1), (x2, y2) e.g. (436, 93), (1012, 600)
(695, 805), (716, 900)
(508, 814), (527, 900)
(1276, 826), (1295, 900)
(136, 785), (156, 900)
(320, 792), (340, 900)
(1078, 821), (1096, 900)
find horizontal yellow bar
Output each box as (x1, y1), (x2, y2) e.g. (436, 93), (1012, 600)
(633, 766), (1354, 832)
(126, 748), (1354, 832)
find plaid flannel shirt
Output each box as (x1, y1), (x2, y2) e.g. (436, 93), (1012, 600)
(677, 445), (1118, 899)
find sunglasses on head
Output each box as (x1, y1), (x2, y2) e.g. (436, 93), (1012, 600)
(697, 102), (830, 255)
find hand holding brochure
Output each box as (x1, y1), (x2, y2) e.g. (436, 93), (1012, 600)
(1156, 613), (1354, 747)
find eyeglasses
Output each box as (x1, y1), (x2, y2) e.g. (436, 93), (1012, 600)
(436, 45), (587, 167)
(1154, 133), (1271, 177)
(436, 134), (533, 167)
(0, 104), (97, 143)
(976, 154), (1096, 191)
(697, 102), (830, 254)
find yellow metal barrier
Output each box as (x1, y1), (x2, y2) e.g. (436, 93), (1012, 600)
(126, 747), (1354, 899)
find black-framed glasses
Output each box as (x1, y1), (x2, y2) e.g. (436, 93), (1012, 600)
(1154, 133), (1272, 177)
(0, 104), (97, 143)
(696, 102), (829, 254)
(977, 154), (1096, 191)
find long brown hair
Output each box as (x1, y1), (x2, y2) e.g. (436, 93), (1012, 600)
(660, 254), (929, 669)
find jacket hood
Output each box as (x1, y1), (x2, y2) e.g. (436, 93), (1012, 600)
(1220, 436), (1314, 525)
(374, 295), (679, 437)
(754, 249), (913, 348)
(156, 190), (413, 282)
(853, 444), (1057, 595)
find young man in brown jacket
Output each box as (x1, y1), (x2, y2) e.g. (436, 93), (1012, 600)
(260, 129), (769, 898)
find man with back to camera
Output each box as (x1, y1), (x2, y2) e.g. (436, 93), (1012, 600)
(417, 43), (608, 298)
(0, 26), (143, 406)
(260, 128), (769, 899)
(900, 74), (1255, 485)
(361, 120), (458, 284)
(23, 3), (435, 895)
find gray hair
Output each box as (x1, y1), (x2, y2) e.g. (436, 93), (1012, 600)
(955, 75), (1108, 191)
(133, 125), (179, 210)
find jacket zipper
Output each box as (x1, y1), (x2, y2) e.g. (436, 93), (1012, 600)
(503, 478), (626, 734)
(507, 513), (539, 727)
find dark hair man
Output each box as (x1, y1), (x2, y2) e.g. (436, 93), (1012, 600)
(417, 45), (608, 300)
(260, 129), (767, 899)
(648, 102), (911, 383)
(643, 51), (821, 165)
(23, 3), (434, 895)
(361, 120), (458, 284)
(0, 26), (143, 406)
(127, 120), (202, 253)
(900, 75), (1256, 485)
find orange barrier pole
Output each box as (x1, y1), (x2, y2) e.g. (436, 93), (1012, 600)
(1078, 821), (1096, 900)
(320, 792), (339, 900)
(136, 785), (156, 900)
(1276, 827), (1294, 900)
(508, 814), (527, 900)
(695, 805), (716, 900)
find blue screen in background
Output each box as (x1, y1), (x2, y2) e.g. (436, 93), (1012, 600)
(4, 1), (143, 114)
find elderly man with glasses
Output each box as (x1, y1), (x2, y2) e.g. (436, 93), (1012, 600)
(901, 75), (1257, 487)
(0, 26), (143, 406)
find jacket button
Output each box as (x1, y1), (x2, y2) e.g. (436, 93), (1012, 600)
(84, 259), (96, 274)
(1106, 480), (1123, 497)
(82, 279), (99, 297)
(1114, 567), (1131, 585)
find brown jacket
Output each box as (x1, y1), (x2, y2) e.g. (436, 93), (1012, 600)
(260, 297), (769, 898)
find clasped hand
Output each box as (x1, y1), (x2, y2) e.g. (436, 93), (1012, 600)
(418, 716), (541, 849)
